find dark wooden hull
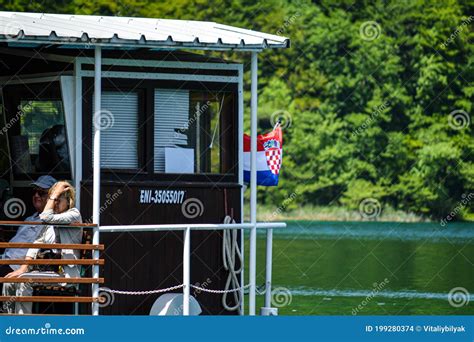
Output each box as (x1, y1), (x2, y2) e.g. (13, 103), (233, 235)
(80, 182), (242, 315)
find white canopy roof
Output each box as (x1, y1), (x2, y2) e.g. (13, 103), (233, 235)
(0, 11), (290, 51)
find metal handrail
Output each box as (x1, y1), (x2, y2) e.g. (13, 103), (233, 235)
(0, 220), (286, 315)
(97, 221), (286, 316)
(99, 222), (286, 232)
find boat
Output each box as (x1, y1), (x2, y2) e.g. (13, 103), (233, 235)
(0, 11), (289, 316)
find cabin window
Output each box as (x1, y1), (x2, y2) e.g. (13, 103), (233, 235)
(1, 81), (72, 179)
(154, 89), (190, 173)
(154, 89), (233, 175)
(84, 79), (237, 183)
(11, 100), (71, 175)
(93, 91), (139, 169)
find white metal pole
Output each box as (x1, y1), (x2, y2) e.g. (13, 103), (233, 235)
(238, 64), (245, 316)
(249, 51), (258, 316)
(73, 60), (82, 211)
(92, 46), (102, 316)
(240, 227), (245, 316)
(183, 227), (191, 316)
(264, 228), (273, 308)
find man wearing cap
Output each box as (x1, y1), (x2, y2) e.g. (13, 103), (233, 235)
(0, 175), (57, 277)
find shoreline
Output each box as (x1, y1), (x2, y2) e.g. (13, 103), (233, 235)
(243, 205), (472, 223)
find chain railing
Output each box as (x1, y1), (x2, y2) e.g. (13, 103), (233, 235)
(99, 222), (286, 316)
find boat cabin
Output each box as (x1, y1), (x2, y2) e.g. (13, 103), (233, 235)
(0, 11), (289, 315)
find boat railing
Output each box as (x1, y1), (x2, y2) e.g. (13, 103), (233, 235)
(0, 220), (286, 316)
(99, 222), (286, 316)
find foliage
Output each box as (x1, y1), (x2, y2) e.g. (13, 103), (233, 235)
(1, 0), (471, 219)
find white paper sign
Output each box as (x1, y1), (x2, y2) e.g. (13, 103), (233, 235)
(165, 147), (194, 173)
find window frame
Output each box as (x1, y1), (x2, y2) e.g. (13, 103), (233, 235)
(82, 78), (238, 184)
(2, 81), (72, 181)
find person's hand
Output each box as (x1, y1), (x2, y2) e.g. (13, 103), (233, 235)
(5, 267), (27, 278)
(51, 181), (71, 198)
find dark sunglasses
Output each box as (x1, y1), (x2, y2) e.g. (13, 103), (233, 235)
(32, 188), (49, 197)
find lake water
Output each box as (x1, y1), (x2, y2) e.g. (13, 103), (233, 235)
(248, 221), (474, 315)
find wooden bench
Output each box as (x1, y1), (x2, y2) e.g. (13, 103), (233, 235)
(30, 230), (98, 314)
(0, 221), (104, 313)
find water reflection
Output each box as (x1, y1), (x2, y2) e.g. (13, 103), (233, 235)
(252, 221), (474, 315)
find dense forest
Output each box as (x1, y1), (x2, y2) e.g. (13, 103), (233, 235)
(1, 0), (472, 220)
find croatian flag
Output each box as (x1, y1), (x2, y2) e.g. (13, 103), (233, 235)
(243, 126), (283, 186)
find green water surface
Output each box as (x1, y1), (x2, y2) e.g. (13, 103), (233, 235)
(246, 221), (473, 315)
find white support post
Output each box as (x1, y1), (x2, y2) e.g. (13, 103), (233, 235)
(74, 60), (82, 211)
(238, 64), (245, 316)
(92, 46), (102, 316)
(249, 52), (258, 316)
(264, 228), (273, 309)
(183, 227), (191, 316)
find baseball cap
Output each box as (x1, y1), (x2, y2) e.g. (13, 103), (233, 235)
(30, 175), (57, 189)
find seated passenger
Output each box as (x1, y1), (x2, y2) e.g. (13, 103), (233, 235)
(3, 181), (82, 314)
(36, 125), (70, 173)
(0, 176), (57, 277)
